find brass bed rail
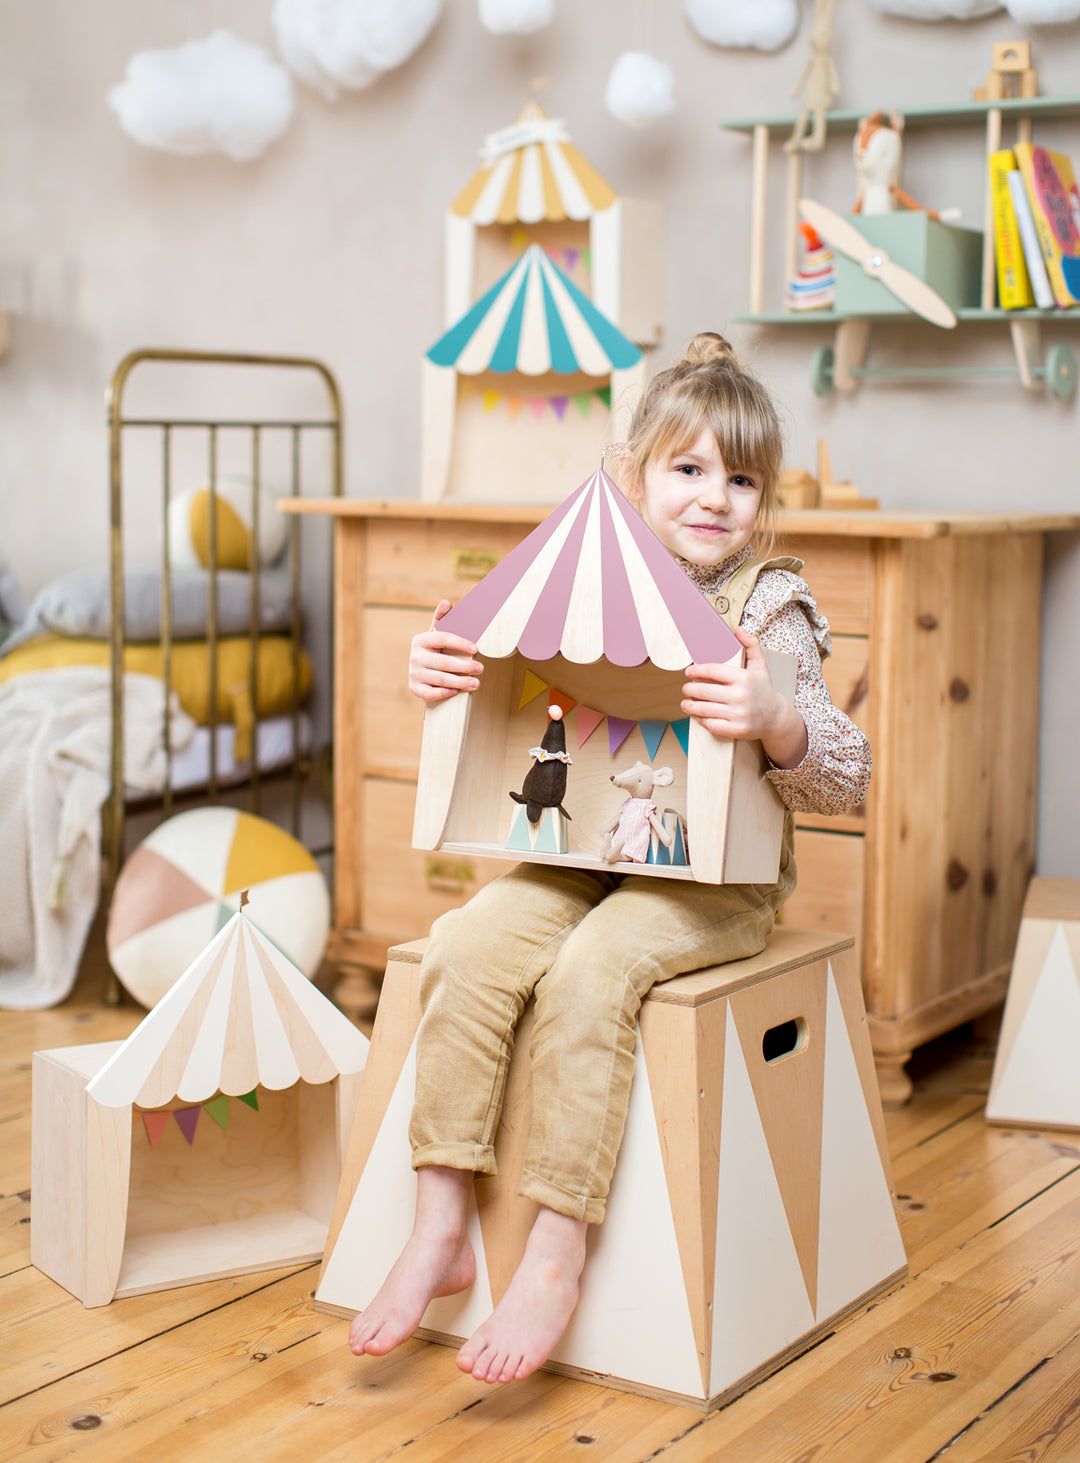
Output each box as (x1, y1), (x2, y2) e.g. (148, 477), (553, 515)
(104, 348), (343, 1002)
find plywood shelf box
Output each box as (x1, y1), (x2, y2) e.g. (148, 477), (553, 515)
(31, 910), (368, 1306)
(414, 469), (795, 887)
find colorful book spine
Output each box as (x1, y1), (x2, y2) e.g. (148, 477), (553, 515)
(1007, 170), (1055, 310)
(989, 150), (1034, 309)
(1014, 142), (1080, 307)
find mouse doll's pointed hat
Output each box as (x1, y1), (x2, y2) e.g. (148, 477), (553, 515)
(437, 469), (741, 669)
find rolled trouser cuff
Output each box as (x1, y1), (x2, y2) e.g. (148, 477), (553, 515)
(411, 1141), (497, 1176)
(519, 1168), (606, 1225)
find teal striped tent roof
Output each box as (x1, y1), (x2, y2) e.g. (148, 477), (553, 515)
(427, 244), (643, 377)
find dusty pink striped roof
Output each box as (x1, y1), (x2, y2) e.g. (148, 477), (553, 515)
(439, 470), (741, 670)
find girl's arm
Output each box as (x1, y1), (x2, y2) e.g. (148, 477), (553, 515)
(682, 625), (808, 769)
(408, 599), (484, 704)
(684, 595), (871, 816)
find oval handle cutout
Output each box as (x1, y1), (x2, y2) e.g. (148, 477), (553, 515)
(762, 1017), (808, 1064)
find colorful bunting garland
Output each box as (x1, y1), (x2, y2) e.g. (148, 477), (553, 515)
(137, 1090), (260, 1149)
(508, 230), (591, 279)
(520, 679), (691, 761)
(461, 382), (611, 422)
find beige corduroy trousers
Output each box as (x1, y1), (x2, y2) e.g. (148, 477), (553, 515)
(409, 825), (795, 1224)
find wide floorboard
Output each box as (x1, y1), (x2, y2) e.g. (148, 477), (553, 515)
(3, 930), (1079, 1463)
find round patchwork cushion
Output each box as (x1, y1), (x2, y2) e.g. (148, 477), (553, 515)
(167, 475), (288, 571)
(107, 807), (330, 1008)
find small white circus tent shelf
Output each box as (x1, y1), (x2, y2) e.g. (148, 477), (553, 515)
(422, 248), (647, 503)
(413, 468), (796, 883)
(31, 908), (368, 1306)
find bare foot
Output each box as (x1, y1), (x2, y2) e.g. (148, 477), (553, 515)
(349, 1167), (476, 1357)
(456, 1207), (587, 1384)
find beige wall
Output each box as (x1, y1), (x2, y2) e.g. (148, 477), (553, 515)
(1, 0), (1078, 873)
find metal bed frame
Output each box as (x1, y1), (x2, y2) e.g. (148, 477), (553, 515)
(103, 348), (343, 1002)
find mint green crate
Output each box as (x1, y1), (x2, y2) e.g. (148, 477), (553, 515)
(833, 213), (984, 316)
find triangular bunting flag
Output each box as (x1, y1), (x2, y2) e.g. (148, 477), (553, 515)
(142, 1111), (171, 1150)
(582, 246), (592, 272)
(572, 392), (594, 418)
(640, 721), (667, 760)
(203, 1094), (231, 1131)
(510, 227), (531, 251)
(577, 706), (605, 748)
(549, 689), (577, 717)
(564, 247), (580, 273)
(518, 669), (548, 709)
(670, 718), (691, 756)
(505, 395), (525, 421)
(596, 384), (611, 408)
(458, 378), (477, 401)
(215, 902), (232, 934)
(174, 1107), (200, 1144)
(482, 390), (502, 414)
(551, 396), (569, 421)
(238, 1090), (259, 1111)
(608, 717), (636, 756)
(529, 398), (547, 421)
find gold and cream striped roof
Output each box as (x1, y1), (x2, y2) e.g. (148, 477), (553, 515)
(450, 100), (617, 225)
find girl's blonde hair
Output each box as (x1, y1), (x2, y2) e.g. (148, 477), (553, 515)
(622, 332), (784, 557)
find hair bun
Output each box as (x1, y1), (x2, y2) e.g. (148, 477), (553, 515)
(683, 332), (737, 369)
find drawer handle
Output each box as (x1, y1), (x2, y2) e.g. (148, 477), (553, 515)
(425, 855), (476, 894)
(762, 1017), (808, 1063)
(452, 548), (500, 579)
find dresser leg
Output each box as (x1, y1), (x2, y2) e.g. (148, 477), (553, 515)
(875, 1049), (914, 1109)
(332, 964), (383, 1034)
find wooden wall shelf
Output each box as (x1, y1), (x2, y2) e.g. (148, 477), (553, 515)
(723, 94), (1080, 397)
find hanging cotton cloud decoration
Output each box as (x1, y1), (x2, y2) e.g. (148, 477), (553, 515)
(108, 31), (295, 161)
(684, 0), (800, 51)
(272, 0), (443, 99)
(1005, 0), (1080, 20)
(866, 0), (1002, 17)
(478, 0), (555, 34)
(605, 51), (676, 130)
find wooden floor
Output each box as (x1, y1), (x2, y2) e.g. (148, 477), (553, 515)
(4, 928), (1080, 1463)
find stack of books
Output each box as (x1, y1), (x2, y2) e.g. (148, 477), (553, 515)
(989, 142), (1080, 310)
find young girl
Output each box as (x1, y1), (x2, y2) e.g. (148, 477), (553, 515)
(348, 333), (871, 1386)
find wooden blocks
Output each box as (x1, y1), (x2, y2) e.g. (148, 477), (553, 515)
(31, 909), (368, 1306)
(986, 878), (1080, 1131)
(315, 929), (906, 1410)
(974, 42), (1038, 103)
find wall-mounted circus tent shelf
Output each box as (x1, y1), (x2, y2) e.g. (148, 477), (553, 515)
(722, 96), (1080, 398)
(445, 99), (663, 347)
(422, 246), (646, 503)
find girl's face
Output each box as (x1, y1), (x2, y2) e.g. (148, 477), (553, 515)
(636, 425), (762, 569)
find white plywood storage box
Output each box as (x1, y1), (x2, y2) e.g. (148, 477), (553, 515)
(315, 929), (906, 1410)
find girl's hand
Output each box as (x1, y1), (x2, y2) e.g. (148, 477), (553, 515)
(408, 599), (484, 704)
(682, 625), (808, 769)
